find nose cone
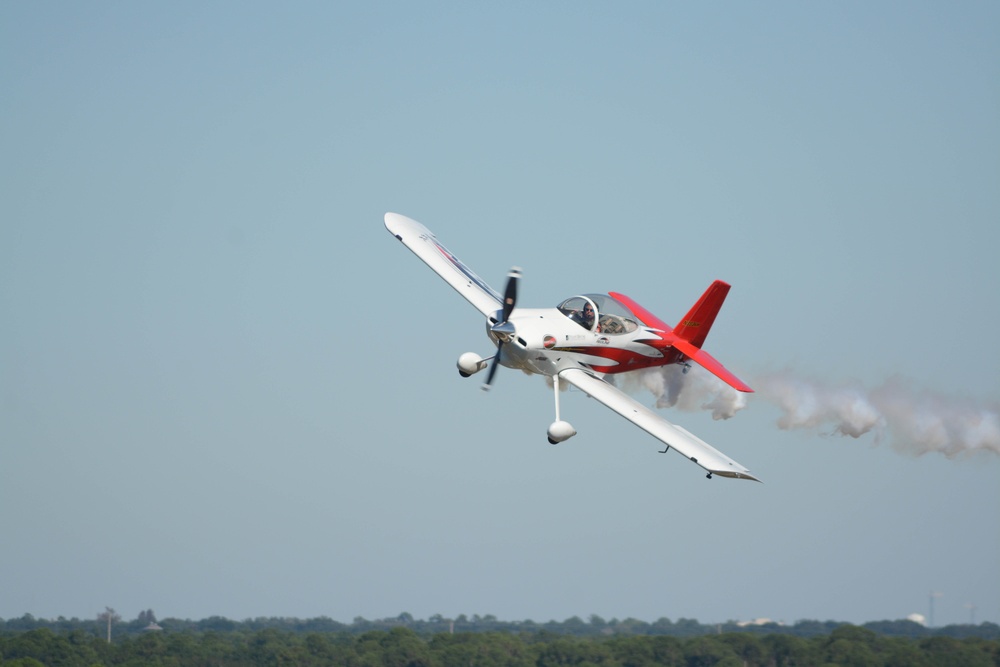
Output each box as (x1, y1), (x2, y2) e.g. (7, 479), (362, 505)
(490, 320), (516, 342)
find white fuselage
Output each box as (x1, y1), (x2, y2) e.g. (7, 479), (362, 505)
(487, 307), (669, 378)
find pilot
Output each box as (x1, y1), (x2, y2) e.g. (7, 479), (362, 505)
(572, 302), (596, 330)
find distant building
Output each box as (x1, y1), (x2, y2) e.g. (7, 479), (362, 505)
(736, 618), (783, 627)
(143, 622), (163, 632)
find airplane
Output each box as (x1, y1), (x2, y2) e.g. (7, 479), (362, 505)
(384, 212), (759, 482)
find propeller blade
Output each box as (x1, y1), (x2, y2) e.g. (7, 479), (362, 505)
(501, 266), (521, 322)
(482, 343), (502, 391)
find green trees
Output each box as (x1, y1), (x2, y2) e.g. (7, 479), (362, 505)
(717, 634), (766, 666)
(534, 635), (615, 667)
(5, 614), (998, 640)
(0, 628), (101, 666)
(358, 627), (432, 667)
(2, 617), (999, 667)
(917, 636), (997, 667)
(761, 633), (817, 666)
(821, 626), (882, 667)
(429, 632), (533, 667)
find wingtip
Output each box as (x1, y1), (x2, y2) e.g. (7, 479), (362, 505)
(713, 470), (762, 483)
(384, 212), (425, 237)
(383, 211), (403, 232)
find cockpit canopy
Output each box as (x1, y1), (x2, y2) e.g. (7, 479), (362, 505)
(556, 293), (642, 335)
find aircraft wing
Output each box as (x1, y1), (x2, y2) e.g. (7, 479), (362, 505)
(558, 368), (760, 481)
(385, 212), (502, 317)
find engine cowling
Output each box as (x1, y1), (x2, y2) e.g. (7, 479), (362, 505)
(457, 352), (489, 377)
(547, 420), (577, 444)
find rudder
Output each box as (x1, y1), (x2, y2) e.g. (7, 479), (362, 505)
(674, 280), (731, 349)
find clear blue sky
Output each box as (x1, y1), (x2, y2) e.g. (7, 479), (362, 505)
(2, 2), (998, 628)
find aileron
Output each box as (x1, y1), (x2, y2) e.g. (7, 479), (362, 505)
(385, 212), (501, 317)
(558, 369), (759, 482)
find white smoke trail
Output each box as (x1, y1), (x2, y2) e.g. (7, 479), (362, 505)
(752, 372), (883, 438)
(755, 372), (1000, 457)
(618, 365), (748, 421)
(620, 367), (1000, 458)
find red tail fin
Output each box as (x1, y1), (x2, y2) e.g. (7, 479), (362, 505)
(675, 280), (730, 349)
(609, 284), (753, 393)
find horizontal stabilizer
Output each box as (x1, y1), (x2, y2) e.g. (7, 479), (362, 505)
(672, 339), (753, 393)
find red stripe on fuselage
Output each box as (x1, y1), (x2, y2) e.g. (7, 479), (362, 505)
(553, 345), (684, 374)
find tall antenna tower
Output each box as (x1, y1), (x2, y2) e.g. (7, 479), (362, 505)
(928, 591), (943, 628)
(965, 603), (977, 625)
(98, 607), (120, 643)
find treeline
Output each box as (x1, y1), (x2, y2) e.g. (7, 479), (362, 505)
(2, 612), (998, 641)
(2, 624), (999, 667)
